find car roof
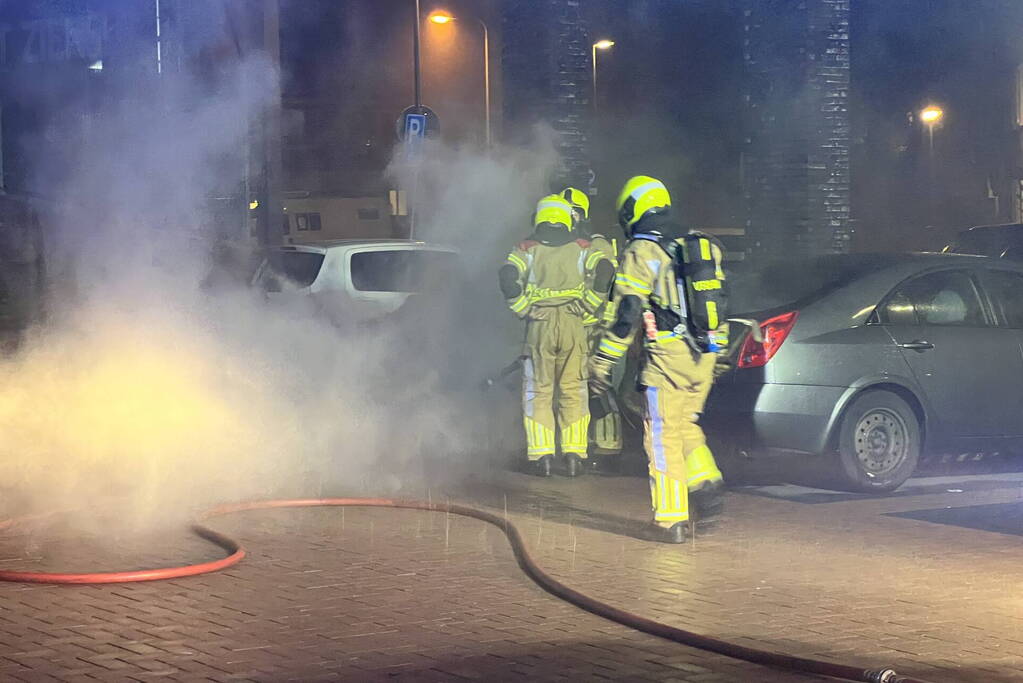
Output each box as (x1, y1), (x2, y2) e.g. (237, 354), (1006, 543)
(730, 251), (1023, 292)
(961, 223), (1023, 233)
(733, 252), (990, 271)
(810, 251), (1023, 275)
(876, 251), (989, 264)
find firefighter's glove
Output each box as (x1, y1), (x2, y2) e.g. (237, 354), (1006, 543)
(588, 353), (615, 395)
(713, 355), (734, 380)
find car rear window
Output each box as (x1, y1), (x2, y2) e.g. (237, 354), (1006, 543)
(264, 250), (325, 288)
(350, 250), (456, 293)
(728, 255), (898, 312)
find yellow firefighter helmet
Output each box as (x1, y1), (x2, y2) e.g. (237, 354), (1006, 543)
(616, 175), (671, 231)
(534, 194), (574, 230)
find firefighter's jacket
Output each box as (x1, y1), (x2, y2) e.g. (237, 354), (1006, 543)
(582, 232), (619, 328)
(503, 226), (611, 320)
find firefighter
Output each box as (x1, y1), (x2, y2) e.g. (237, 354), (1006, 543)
(589, 176), (725, 543)
(561, 187), (624, 472)
(500, 194), (614, 477)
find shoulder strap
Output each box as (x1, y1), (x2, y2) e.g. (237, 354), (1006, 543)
(630, 232), (660, 244)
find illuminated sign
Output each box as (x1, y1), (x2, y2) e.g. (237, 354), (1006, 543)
(0, 14), (105, 67)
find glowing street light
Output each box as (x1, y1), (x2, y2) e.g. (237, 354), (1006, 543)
(427, 10), (492, 147)
(592, 39), (615, 115)
(919, 105), (945, 154)
(920, 106), (944, 125)
(918, 105), (945, 226)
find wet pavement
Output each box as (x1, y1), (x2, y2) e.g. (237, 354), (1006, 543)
(2, 457), (1023, 682)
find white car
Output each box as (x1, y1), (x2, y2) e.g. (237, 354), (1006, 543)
(252, 239), (458, 323)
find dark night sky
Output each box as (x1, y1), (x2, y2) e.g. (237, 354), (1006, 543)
(587, 0), (1023, 248)
(3, 0), (1023, 251)
(246, 0), (1023, 245)
(584, 0), (745, 229)
(851, 0), (1023, 251)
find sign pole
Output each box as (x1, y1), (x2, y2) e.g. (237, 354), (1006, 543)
(413, 0), (422, 109)
(397, 107), (436, 241)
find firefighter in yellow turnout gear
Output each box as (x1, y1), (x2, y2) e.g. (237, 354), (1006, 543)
(500, 195), (615, 477)
(590, 176), (726, 543)
(561, 187), (624, 471)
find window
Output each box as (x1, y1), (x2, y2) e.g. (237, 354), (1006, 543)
(349, 250), (457, 293)
(261, 251), (324, 289)
(295, 213), (321, 231)
(880, 270), (986, 327)
(983, 270), (1023, 328)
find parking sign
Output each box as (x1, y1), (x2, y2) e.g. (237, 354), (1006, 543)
(404, 113), (427, 140)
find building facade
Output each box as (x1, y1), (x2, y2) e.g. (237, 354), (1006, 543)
(502, 0), (591, 191)
(742, 0), (851, 259)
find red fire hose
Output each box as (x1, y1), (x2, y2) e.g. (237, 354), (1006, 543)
(0, 498), (930, 683)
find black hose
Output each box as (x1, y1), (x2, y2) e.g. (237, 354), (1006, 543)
(3, 498), (934, 683)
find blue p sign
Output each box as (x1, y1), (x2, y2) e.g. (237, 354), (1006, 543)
(405, 113), (427, 140)
(404, 113), (427, 161)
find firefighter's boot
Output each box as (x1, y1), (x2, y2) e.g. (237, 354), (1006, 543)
(644, 521), (688, 544)
(691, 481), (725, 520)
(687, 444), (725, 519)
(529, 455), (553, 477)
(564, 453), (586, 477)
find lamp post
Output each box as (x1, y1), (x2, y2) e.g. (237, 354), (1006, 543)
(919, 105), (944, 228)
(920, 105), (944, 155)
(428, 10), (491, 147)
(413, 0), (423, 108)
(592, 39), (615, 116)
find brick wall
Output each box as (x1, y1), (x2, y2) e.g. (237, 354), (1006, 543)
(501, 0), (591, 189)
(742, 0), (851, 258)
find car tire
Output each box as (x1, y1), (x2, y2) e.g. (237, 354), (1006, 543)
(833, 390), (920, 493)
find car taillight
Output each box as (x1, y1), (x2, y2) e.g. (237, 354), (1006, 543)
(737, 311), (799, 369)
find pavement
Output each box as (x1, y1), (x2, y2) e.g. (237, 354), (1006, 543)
(2, 456), (1023, 682)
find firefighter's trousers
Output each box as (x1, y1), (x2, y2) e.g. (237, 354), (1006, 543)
(523, 305), (590, 459)
(642, 350), (724, 527)
(587, 326), (624, 455)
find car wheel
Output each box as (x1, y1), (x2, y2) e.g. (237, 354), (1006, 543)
(833, 390), (920, 493)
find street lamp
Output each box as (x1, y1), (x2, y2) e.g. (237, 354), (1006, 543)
(592, 39), (615, 115)
(428, 10), (492, 147)
(920, 105), (944, 153)
(919, 105), (945, 228)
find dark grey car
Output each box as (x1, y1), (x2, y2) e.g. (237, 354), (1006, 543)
(705, 253), (1023, 492)
(944, 223), (1023, 261)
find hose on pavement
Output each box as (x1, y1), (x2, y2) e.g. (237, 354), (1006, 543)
(0, 498), (931, 683)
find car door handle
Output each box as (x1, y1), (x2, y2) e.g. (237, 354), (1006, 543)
(898, 340), (934, 351)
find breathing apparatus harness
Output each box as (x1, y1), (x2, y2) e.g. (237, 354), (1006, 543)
(629, 229), (728, 356)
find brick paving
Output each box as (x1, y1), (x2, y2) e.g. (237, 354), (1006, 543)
(2, 462), (1023, 682)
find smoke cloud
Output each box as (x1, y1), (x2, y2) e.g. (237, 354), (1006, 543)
(0, 46), (560, 538)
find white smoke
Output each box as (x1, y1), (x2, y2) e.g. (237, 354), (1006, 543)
(0, 42), (562, 535)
